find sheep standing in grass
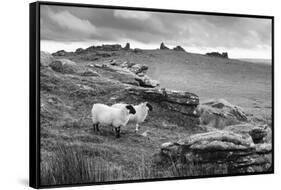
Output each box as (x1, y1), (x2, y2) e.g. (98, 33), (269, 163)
(112, 102), (153, 132)
(91, 103), (136, 138)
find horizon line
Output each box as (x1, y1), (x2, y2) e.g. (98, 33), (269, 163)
(40, 40), (272, 60)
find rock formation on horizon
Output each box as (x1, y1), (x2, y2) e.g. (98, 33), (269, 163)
(124, 43), (130, 50)
(100, 44), (122, 51)
(160, 42), (169, 50)
(173, 46), (186, 52)
(83, 44), (122, 52)
(52, 50), (68, 56)
(75, 48), (84, 54)
(206, 51), (229, 59)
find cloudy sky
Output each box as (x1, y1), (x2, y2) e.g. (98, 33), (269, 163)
(40, 5), (272, 59)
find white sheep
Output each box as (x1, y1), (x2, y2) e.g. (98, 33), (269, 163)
(112, 102), (153, 132)
(91, 103), (136, 138)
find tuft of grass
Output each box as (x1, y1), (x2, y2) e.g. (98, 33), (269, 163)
(41, 144), (125, 186)
(41, 144), (228, 186)
(153, 154), (228, 178)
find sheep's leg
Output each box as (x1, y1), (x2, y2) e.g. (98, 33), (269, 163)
(115, 126), (121, 138)
(93, 123), (99, 132)
(96, 123), (100, 132)
(135, 124), (139, 133)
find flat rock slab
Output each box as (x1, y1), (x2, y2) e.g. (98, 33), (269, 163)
(157, 130), (272, 174)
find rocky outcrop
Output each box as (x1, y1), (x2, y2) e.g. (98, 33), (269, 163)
(124, 43), (130, 50)
(173, 46), (186, 52)
(98, 60), (159, 88)
(133, 48), (143, 53)
(119, 61), (135, 68)
(225, 123), (271, 144)
(75, 48), (84, 54)
(135, 76), (160, 88)
(130, 64), (149, 74)
(127, 87), (199, 116)
(160, 42), (169, 50)
(206, 52), (228, 59)
(49, 59), (77, 74)
(108, 60), (148, 74)
(100, 44), (122, 51)
(40, 51), (54, 66)
(52, 50), (68, 56)
(249, 127), (269, 144)
(155, 130), (272, 174)
(85, 45), (96, 52)
(80, 44), (122, 53)
(197, 99), (248, 129)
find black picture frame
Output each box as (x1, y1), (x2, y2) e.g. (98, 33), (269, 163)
(30, 1), (274, 189)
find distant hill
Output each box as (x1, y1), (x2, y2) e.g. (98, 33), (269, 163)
(238, 58), (271, 65)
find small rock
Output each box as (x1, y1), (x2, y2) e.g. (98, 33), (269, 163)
(87, 64), (95, 68)
(137, 73), (145, 77)
(130, 64), (148, 74)
(80, 70), (100, 77)
(40, 51), (54, 66)
(57, 59), (76, 65)
(198, 99), (248, 129)
(249, 127), (268, 144)
(49, 59), (77, 74)
(124, 61), (136, 68)
(141, 130), (154, 137)
(109, 59), (117, 65)
(161, 142), (174, 148)
(94, 63), (104, 68)
(135, 76), (160, 88)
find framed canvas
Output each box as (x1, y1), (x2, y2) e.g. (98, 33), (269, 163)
(29, 1), (274, 188)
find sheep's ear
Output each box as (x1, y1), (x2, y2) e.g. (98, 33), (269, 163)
(126, 105), (136, 114)
(146, 103), (153, 111)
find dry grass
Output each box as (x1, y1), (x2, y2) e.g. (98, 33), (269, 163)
(41, 144), (228, 186)
(41, 144), (125, 185)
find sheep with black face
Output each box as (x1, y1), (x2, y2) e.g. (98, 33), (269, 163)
(91, 103), (136, 138)
(112, 102), (153, 132)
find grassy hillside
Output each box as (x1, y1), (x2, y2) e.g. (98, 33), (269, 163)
(108, 49), (271, 118)
(40, 48), (272, 186)
(40, 49), (205, 186)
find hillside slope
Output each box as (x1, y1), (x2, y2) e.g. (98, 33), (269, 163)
(40, 49), (202, 185)
(39, 46), (272, 186)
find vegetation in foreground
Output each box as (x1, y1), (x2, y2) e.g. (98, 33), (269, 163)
(41, 144), (228, 186)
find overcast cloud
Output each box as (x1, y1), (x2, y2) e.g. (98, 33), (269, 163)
(40, 5), (272, 58)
